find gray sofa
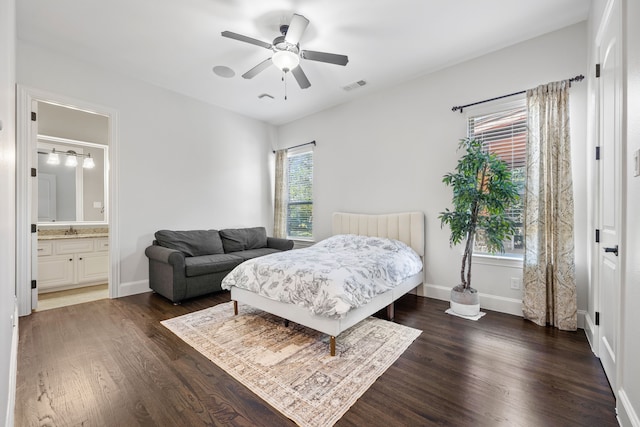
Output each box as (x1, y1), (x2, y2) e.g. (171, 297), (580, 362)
(145, 227), (293, 304)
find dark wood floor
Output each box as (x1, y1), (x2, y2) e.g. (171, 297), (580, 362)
(16, 291), (617, 426)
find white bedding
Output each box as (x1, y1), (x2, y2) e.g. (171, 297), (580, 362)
(221, 234), (423, 319)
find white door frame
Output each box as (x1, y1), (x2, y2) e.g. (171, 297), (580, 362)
(16, 85), (120, 316)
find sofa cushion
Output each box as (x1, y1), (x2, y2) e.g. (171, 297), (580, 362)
(155, 230), (224, 257)
(184, 254), (243, 277)
(231, 248), (282, 261)
(220, 227), (268, 252)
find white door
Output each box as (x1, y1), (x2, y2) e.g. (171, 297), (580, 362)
(596, 0), (621, 394)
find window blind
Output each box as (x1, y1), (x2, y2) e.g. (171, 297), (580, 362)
(286, 149), (313, 238)
(468, 105), (527, 168)
(468, 102), (527, 255)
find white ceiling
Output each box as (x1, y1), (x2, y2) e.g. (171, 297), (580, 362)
(17, 0), (590, 125)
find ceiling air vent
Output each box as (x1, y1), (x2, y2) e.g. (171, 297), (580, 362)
(342, 80), (367, 91)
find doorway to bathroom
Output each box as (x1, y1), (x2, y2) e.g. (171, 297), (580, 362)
(16, 86), (119, 316)
(34, 101), (110, 311)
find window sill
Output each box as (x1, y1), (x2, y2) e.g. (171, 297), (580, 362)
(472, 253), (523, 268)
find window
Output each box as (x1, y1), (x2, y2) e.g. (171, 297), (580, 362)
(468, 101), (526, 258)
(286, 148), (313, 239)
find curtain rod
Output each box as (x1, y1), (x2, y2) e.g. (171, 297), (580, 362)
(272, 140), (316, 154)
(451, 74), (585, 113)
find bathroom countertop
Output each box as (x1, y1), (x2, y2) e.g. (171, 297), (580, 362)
(38, 233), (109, 241)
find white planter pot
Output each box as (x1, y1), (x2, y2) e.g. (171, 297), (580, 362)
(450, 285), (480, 317)
(450, 300), (480, 317)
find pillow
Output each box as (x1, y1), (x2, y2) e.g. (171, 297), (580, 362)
(219, 227), (268, 252)
(154, 230), (224, 257)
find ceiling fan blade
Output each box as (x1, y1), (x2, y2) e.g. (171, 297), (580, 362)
(301, 50), (349, 66)
(242, 58), (273, 79)
(221, 31), (272, 50)
(284, 14), (309, 45)
(291, 65), (311, 89)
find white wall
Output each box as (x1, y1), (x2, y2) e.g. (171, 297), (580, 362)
(82, 146), (105, 222)
(0, 0), (17, 424)
(17, 41), (276, 294)
(38, 101), (109, 145)
(277, 23), (588, 316)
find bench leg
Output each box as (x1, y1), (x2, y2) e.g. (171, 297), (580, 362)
(233, 300), (238, 315)
(330, 336), (336, 356)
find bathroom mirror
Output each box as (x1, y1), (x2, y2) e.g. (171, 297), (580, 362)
(37, 135), (108, 224)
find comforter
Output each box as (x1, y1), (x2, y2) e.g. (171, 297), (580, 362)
(221, 234), (423, 318)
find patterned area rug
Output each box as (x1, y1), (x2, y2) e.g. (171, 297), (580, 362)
(161, 301), (421, 427)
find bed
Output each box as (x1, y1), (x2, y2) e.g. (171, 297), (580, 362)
(222, 212), (425, 356)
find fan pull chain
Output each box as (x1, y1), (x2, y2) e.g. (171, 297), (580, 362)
(283, 71), (288, 100)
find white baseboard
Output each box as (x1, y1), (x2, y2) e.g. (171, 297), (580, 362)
(118, 279), (151, 298)
(618, 387), (640, 427)
(118, 280), (588, 331)
(583, 312), (599, 355)
(418, 284), (588, 330)
(575, 310), (586, 336)
(6, 302), (18, 427)
(420, 284), (523, 316)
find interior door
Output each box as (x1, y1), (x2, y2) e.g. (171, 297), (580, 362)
(596, 0), (621, 394)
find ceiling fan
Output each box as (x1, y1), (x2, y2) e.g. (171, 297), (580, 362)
(221, 14), (349, 89)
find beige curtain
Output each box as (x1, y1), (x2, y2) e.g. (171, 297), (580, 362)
(523, 81), (577, 331)
(273, 149), (288, 239)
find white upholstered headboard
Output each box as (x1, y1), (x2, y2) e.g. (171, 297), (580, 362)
(332, 212), (425, 257)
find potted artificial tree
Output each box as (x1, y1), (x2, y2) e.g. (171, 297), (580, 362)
(439, 138), (520, 316)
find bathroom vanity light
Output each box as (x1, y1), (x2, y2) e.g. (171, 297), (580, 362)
(39, 149), (96, 169)
(65, 150), (78, 167)
(82, 154), (95, 169)
(46, 148), (60, 165)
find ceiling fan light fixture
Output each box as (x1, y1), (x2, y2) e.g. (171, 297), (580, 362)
(223, 13), (347, 89)
(272, 50), (299, 72)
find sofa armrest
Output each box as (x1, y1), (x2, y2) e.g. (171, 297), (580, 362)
(266, 237), (294, 251)
(145, 245), (187, 302)
(145, 244), (185, 266)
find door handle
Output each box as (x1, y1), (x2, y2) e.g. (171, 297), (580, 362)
(604, 245), (619, 256)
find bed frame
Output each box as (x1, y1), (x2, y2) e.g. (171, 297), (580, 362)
(231, 211), (425, 356)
